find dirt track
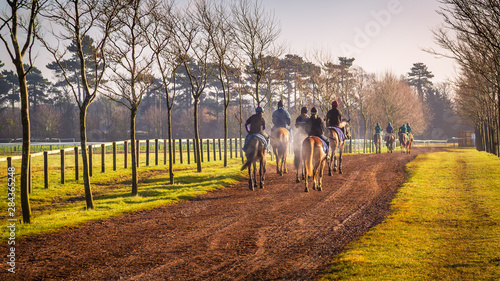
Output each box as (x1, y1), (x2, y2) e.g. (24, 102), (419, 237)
(1, 147), (440, 280)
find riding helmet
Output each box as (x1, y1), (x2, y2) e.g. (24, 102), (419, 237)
(332, 100), (338, 107)
(301, 106), (308, 114)
(278, 100), (283, 108)
(311, 107), (317, 114)
(256, 106), (263, 113)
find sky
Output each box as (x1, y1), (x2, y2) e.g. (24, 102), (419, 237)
(264, 0), (456, 83)
(0, 0), (456, 84)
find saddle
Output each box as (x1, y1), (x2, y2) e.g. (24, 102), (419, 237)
(243, 133), (268, 151)
(327, 126), (345, 142)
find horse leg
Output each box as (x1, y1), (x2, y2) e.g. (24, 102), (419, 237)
(338, 152), (343, 174)
(248, 165), (254, 191)
(252, 162), (257, 190)
(259, 160), (264, 189)
(283, 151), (288, 174)
(318, 158), (325, 191)
(333, 153), (338, 172)
(328, 150), (333, 176)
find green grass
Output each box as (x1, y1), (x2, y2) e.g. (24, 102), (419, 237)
(319, 148), (500, 280)
(0, 149), (246, 241)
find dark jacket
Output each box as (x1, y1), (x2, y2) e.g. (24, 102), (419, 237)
(245, 113), (266, 134)
(326, 107), (342, 127)
(306, 114), (326, 137)
(295, 114), (309, 131)
(272, 108), (291, 129)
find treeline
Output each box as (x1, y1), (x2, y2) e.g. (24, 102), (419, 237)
(432, 0), (500, 156)
(0, 0), (464, 223)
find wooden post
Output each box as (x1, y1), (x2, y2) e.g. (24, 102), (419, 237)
(124, 140), (128, 168)
(193, 139), (197, 163)
(101, 144), (105, 173)
(60, 149), (65, 184)
(74, 147), (79, 182)
(178, 139), (183, 164)
(218, 139), (222, 160)
(155, 139), (159, 166)
(7, 156), (11, 170)
(207, 139), (210, 162)
(44, 151), (49, 189)
(235, 138), (239, 158)
(88, 145), (93, 177)
(230, 138), (233, 159)
(113, 142), (117, 171)
(213, 139), (216, 161)
(187, 139), (190, 164)
(28, 155), (32, 193)
(163, 139), (167, 165)
(199, 139), (203, 163)
(172, 139), (176, 164)
(136, 140), (140, 167)
(146, 139), (150, 166)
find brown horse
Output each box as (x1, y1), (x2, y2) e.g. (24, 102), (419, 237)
(293, 130), (308, 183)
(327, 121), (351, 175)
(386, 134), (395, 153)
(399, 133), (408, 153)
(407, 133), (414, 154)
(271, 128), (290, 176)
(241, 136), (267, 190)
(302, 136), (327, 192)
(374, 133), (382, 154)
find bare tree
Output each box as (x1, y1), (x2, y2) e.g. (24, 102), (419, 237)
(232, 0), (281, 106)
(0, 0), (47, 223)
(144, 0), (179, 183)
(104, 0), (155, 195)
(174, 0), (212, 173)
(352, 66), (375, 153)
(40, 0), (121, 209)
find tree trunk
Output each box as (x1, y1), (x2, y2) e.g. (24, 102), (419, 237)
(194, 98), (202, 172)
(130, 107), (138, 195)
(79, 105), (94, 209)
(224, 94), (228, 168)
(167, 108), (174, 184)
(17, 64), (31, 223)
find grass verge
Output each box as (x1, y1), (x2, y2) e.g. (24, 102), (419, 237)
(319, 148), (500, 280)
(0, 154), (246, 241)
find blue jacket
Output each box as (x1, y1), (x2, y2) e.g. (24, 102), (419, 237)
(272, 108), (291, 129)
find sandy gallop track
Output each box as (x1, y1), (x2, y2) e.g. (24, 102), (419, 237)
(1, 147), (440, 280)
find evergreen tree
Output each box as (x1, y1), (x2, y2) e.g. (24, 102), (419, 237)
(26, 65), (51, 111)
(407, 62), (434, 100)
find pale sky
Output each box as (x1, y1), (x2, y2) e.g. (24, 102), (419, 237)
(265, 0), (456, 83)
(0, 0), (456, 84)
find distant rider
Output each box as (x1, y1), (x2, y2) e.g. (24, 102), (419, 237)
(406, 122), (413, 135)
(306, 107), (330, 150)
(272, 100), (291, 133)
(385, 122), (394, 144)
(295, 106), (309, 133)
(398, 123), (407, 140)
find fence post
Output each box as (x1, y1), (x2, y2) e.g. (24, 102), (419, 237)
(235, 138), (239, 158)
(200, 139), (204, 163)
(230, 138), (233, 159)
(44, 151), (49, 189)
(172, 139), (176, 164)
(207, 139), (210, 162)
(146, 139), (150, 166)
(155, 139), (159, 166)
(101, 144), (105, 173)
(187, 139), (190, 164)
(113, 142), (117, 171)
(124, 140), (128, 168)
(88, 145), (93, 177)
(74, 147), (79, 182)
(193, 139), (197, 163)
(179, 139), (183, 164)
(218, 139), (222, 160)
(7, 156), (11, 170)
(60, 149), (65, 184)
(136, 140), (140, 168)
(28, 155), (32, 193)
(163, 139), (167, 165)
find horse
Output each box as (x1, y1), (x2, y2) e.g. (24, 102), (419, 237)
(407, 133), (414, 154)
(270, 128), (290, 176)
(399, 133), (408, 154)
(302, 136), (328, 192)
(241, 136), (267, 190)
(293, 129), (308, 183)
(386, 134), (395, 153)
(374, 133), (382, 154)
(326, 121), (351, 175)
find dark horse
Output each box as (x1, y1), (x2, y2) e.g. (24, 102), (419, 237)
(241, 136), (267, 190)
(374, 133), (382, 154)
(271, 128), (290, 176)
(294, 130), (308, 183)
(327, 121), (350, 175)
(386, 134), (395, 153)
(302, 136), (328, 192)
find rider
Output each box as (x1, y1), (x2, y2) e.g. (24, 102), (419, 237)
(385, 122), (394, 144)
(306, 107), (330, 151)
(398, 123), (407, 141)
(272, 100), (291, 133)
(295, 106), (309, 133)
(326, 100), (342, 128)
(406, 122), (413, 135)
(374, 122), (382, 135)
(243, 106), (269, 152)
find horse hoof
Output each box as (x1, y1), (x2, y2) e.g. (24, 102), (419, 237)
(296, 178), (300, 183)
(328, 171), (332, 176)
(260, 185), (264, 189)
(318, 187), (323, 191)
(304, 188), (309, 192)
(339, 170), (343, 174)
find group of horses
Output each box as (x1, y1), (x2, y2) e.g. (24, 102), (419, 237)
(241, 121), (351, 192)
(373, 132), (414, 154)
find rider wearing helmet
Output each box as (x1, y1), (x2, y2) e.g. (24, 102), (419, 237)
(243, 106), (269, 151)
(325, 100), (342, 128)
(306, 107), (330, 151)
(385, 122), (394, 143)
(406, 122), (413, 135)
(375, 122), (382, 134)
(295, 106), (309, 133)
(272, 100), (291, 132)
(398, 123), (407, 141)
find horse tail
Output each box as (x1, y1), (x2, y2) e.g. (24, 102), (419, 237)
(302, 138), (314, 177)
(241, 138), (258, 171)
